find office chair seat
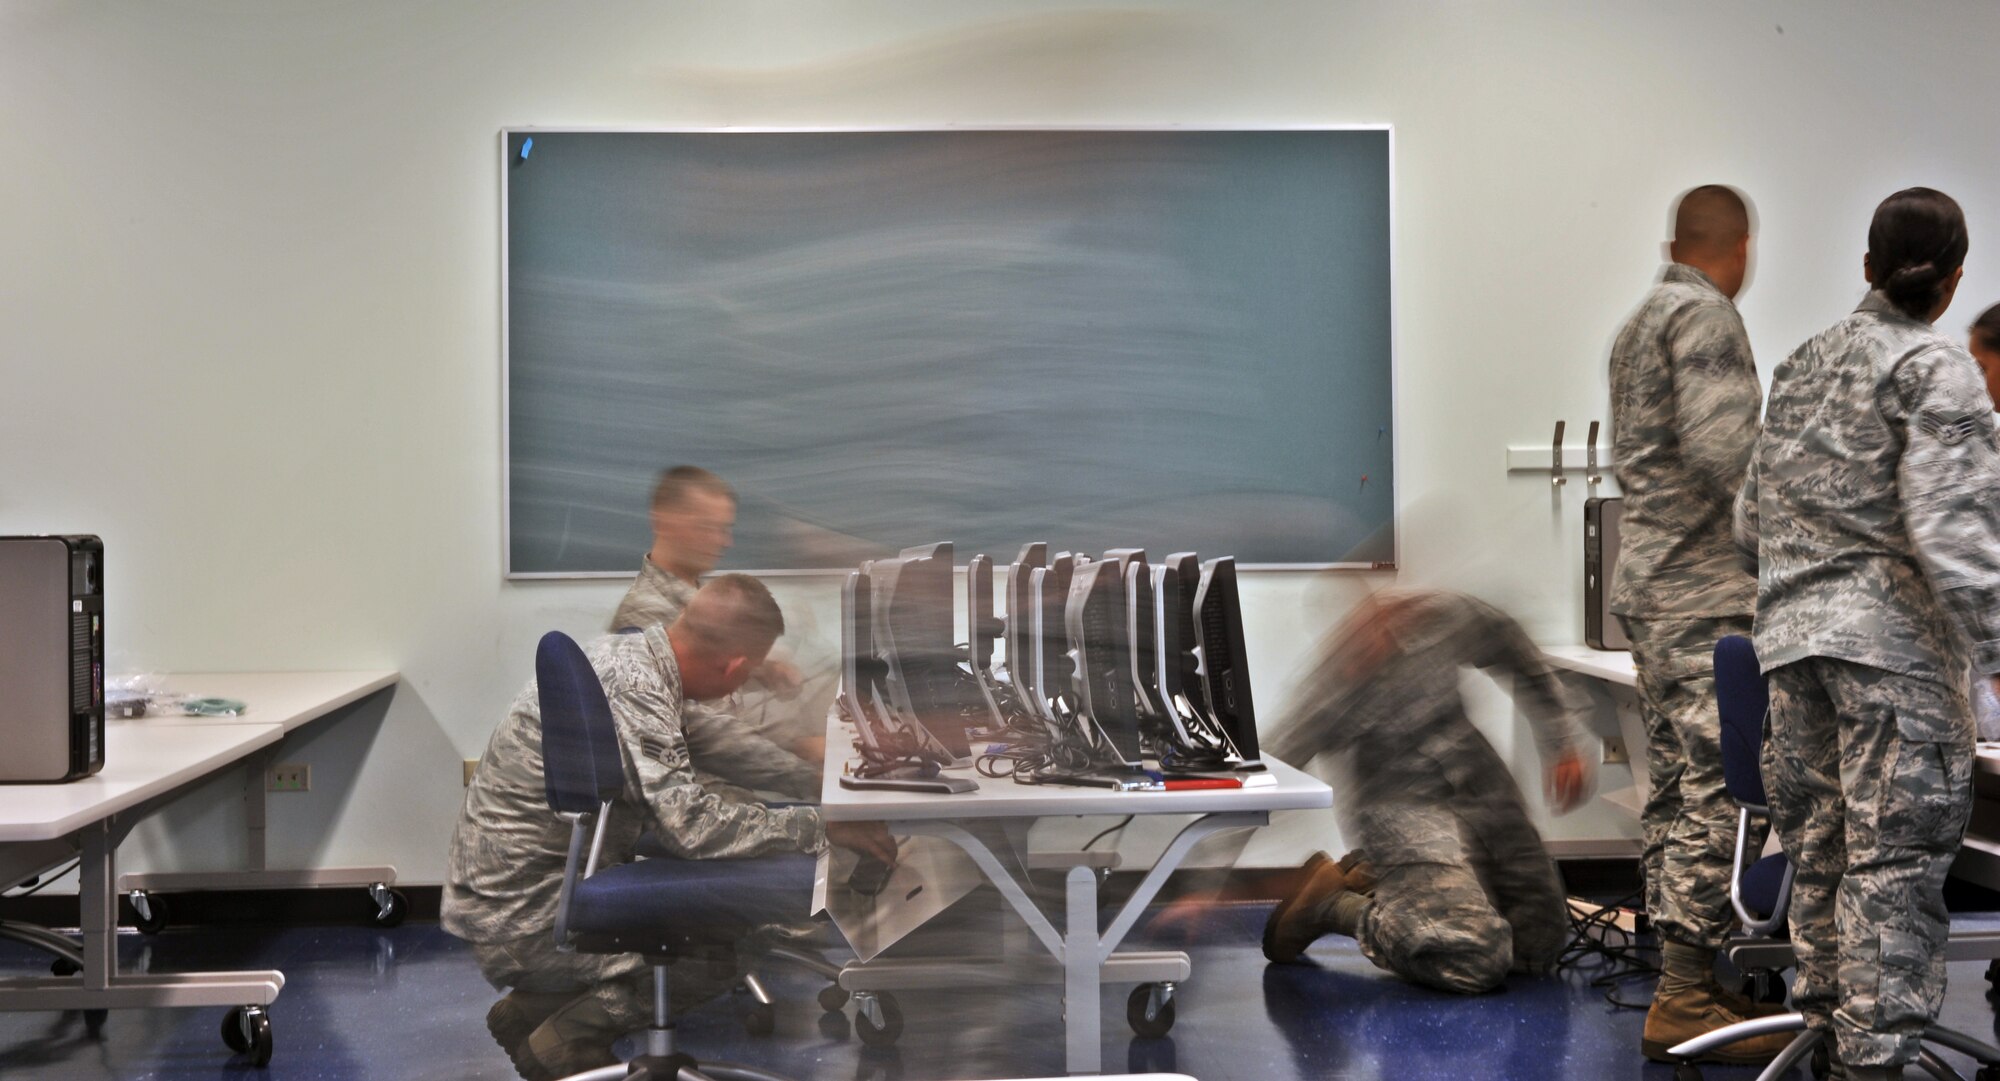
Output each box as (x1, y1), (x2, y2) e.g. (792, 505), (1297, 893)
(568, 853), (820, 956)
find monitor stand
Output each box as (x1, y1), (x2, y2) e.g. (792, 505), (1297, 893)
(839, 766), (977, 794)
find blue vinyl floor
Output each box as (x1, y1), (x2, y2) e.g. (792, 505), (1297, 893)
(5, 900), (2000, 1081)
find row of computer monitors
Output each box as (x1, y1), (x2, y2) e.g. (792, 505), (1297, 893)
(837, 541), (1259, 773)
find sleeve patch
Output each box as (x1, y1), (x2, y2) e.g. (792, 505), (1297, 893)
(639, 735), (673, 763)
(1682, 350), (1739, 375)
(1920, 410), (1988, 446)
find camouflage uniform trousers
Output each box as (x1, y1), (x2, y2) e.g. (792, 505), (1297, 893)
(1764, 657), (1975, 1069)
(1345, 748), (1569, 994)
(1622, 614), (1766, 949)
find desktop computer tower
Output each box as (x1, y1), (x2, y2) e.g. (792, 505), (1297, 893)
(1583, 499), (1629, 651)
(0, 536), (106, 783)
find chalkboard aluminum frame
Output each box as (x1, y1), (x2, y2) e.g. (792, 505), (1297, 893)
(499, 125), (1398, 578)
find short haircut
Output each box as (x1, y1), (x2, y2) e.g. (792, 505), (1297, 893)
(1970, 302), (2000, 353)
(1869, 187), (1968, 320)
(650, 465), (735, 514)
(674, 573), (785, 661)
(1672, 185), (1752, 255)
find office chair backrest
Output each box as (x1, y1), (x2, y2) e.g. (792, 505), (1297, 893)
(536, 630), (625, 816)
(1714, 634), (1769, 808)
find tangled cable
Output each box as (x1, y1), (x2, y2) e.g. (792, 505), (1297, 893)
(1555, 888), (1659, 1009)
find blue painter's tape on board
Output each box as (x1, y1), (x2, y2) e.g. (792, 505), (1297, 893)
(519, 137), (534, 161)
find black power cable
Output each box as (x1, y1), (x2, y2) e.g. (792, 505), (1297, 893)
(1556, 888), (1660, 1009)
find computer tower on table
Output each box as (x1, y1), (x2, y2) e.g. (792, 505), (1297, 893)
(0, 535), (105, 783)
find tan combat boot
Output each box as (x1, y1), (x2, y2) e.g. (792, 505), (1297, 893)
(485, 991), (571, 1065)
(1641, 940), (1797, 1065)
(1336, 849), (1379, 895)
(513, 995), (624, 1081)
(1263, 854), (1356, 964)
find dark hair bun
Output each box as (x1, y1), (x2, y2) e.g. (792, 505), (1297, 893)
(1882, 261), (1943, 310)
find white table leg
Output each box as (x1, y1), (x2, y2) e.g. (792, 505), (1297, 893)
(897, 810), (1266, 1075)
(0, 817), (285, 1015)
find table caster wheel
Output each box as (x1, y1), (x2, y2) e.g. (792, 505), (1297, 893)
(82, 1009), (107, 1037)
(853, 991), (902, 1047)
(368, 885), (407, 928)
(222, 1005), (273, 1067)
(1127, 983), (1176, 1038)
(818, 984), (849, 1012)
(131, 892), (167, 935)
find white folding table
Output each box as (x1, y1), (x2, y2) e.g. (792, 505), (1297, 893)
(0, 670), (399, 1065)
(819, 713), (1332, 1076)
(0, 721), (290, 1031)
(111, 671), (402, 928)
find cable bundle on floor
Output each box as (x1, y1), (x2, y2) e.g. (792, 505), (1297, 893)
(1556, 888), (1659, 1009)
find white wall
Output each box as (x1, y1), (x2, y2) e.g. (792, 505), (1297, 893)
(6, 1), (1999, 884)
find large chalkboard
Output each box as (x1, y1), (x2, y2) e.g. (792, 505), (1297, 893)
(504, 128), (1394, 576)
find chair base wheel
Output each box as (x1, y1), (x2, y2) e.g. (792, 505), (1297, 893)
(818, 984), (849, 1012)
(1673, 1063), (1704, 1081)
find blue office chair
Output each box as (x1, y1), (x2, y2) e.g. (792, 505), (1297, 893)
(536, 630), (814, 1081)
(1667, 636), (2000, 1081)
(1716, 633), (1793, 1005)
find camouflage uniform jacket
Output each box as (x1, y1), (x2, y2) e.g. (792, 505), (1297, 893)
(1609, 264), (1763, 619)
(609, 557), (820, 801)
(1264, 592), (1582, 809)
(610, 556), (698, 635)
(1735, 290), (2000, 681)
(442, 625), (827, 945)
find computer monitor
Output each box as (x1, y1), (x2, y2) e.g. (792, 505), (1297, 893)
(871, 551), (976, 762)
(1003, 543), (1047, 699)
(1122, 556), (1164, 724)
(1027, 553), (1078, 739)
(1150, 553), (1216, 755)
(965, 552), (1011, 727)
(1066, 558), (1144, 768)
(1102, 548), (1147, 573)
(839, 566), (910, 764)
(1193, 556), (1262, 767)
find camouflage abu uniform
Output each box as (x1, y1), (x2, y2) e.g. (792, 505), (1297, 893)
(443, 625), (828, 1036)
(611, 557), (821, 804)
(1735, 291), (2000, 1068)
(1609, 263), (1765, 951)
(1265, 591), (1583, 993)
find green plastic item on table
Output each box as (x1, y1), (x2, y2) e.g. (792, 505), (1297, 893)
(181, 697), (248, 717)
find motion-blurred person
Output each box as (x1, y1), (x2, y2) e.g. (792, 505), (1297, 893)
(1260, 590), (1590, 995)
(1736, 188), (2000, 1081)
(1968, 304), (2000, 742)
(447, 575), (899, 1081)
(1971, 303), (2000, 419)
(613, 466), (825, 802)
(1608, 185), (1789, 1061)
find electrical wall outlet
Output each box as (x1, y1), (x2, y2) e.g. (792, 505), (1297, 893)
(1601, 736), (1629, 765)
(268, 763), (311, 792)
(463, 760), (479, 786)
